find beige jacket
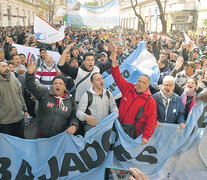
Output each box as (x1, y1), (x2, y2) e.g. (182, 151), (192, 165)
(0, 75), (27, 124)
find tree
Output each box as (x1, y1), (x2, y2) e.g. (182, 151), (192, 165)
(155, 0), (167, 33)
(84, 0), (99, 6)
(48, 0), (57, 24)
(130, 0), (145, 32)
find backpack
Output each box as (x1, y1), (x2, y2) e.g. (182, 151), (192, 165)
(85, 89), (110, 115)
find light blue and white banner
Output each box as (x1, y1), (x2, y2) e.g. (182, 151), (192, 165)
(104, 41), (160, 99)
(1, 101), (207, 179)
(66, 0), (120, 28)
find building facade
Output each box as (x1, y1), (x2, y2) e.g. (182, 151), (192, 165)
(0, 0), (50, 27)
(197, 0), (207, 35)
(120, 0), (207, 35)
(165, 0), (198, 32)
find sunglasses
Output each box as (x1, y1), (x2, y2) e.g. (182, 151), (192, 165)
(195, 62), (201, 65)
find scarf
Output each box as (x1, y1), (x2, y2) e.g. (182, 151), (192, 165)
(160, 90), (174, 122)
(181, 91), (196, 113)
(54, 92), (67, 110)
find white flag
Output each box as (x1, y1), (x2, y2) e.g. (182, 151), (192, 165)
(34, 14), (65, 44)
(56, 7), (67, 17)
(184, 32), (191, 44)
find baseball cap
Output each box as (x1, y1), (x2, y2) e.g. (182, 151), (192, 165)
(201, 54), (207, 59)
(100, 52), (108, 57)
(193, 48), (199, 53)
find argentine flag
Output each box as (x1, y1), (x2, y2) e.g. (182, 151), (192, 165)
(104, 41), (160, 99)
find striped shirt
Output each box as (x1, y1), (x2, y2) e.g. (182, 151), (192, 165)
(35, 64), (59, 88)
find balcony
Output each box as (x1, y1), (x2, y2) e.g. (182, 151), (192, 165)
(166, 0), (197, 12)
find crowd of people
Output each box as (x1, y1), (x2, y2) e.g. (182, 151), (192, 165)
(0, 25), (207, 145)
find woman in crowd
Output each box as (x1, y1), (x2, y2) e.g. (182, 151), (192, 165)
(180, 78), (198, 120)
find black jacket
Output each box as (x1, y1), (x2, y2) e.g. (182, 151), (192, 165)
(25, 72), (79, 137)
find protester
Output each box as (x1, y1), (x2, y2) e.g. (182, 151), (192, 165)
(174, 61), (200, 95)
(153, 76), (186, 128)
(157, 59), (171, 85)
(180, 78), (198, 120)
(11, 53), (27, 74)
(201, 54), (207, 70)
(70, 46), (82, 66)
(58, 43), (115, 103)
(69, 57), (79, 67)
(0, 47), (6, 62)
(99, 52), (108, 63)
(195, 59), (203, 75)
(37, 48), (47, 68)
(111, 51), (157, 145)
(19, 53), (27, 67)
(116, 44), (124, 60)
(35, 55), (60, 88)
(0, 61), (27, 138)
(25, 59), (79, 138)
(76, 72), (118, 134)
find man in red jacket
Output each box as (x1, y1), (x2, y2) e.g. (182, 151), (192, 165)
(111, 54), (157, 145)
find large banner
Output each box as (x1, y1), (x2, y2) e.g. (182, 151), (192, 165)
(13, 44), (61, 65)
(66, 0), (120, 28)
(103, 42), (160, 99)
(1, 101), (207, 179)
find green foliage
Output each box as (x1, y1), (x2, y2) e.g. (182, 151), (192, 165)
(84, 0), (99, 6)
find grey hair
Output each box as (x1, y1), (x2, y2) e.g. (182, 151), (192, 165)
(163, 76), (175, 85)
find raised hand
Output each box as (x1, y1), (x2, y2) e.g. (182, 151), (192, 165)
(175, 56), (183, 70)
(27, 59), (36, 74)
(64, 42), (76, 53)
(111, 58), (119, 68)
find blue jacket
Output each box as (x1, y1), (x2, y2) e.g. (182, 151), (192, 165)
(152, 92), (185, 124)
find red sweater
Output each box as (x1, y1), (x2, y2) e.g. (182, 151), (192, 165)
(111, 66), (157, 140)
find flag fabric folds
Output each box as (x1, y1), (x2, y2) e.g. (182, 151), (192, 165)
(104, 41), (160, 99)
(34, 14), (65, 44)
(0, 101), (207, 179)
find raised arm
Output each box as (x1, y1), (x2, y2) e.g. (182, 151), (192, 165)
(58, 42), (75, 66)
(110, 48), (131, 95)
(25, 59), (47, 101)
(58, 43), (78, 79)
(97, 43), (116, 74)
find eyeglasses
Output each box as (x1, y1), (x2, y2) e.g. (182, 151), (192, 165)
(195, 62), (201, 65)
(84, 43), (89, 45)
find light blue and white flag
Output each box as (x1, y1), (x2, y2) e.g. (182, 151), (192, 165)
(104, 41), (160, 99)
(66, 0), (120, 28)
(1, 101), (207, 179)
